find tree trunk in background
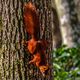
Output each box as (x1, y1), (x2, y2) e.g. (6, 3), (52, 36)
(74, 0), (80, 23)
(51, 0), (62, 49)
(55, 0), (80, 47)
(0, 0), (53, 80)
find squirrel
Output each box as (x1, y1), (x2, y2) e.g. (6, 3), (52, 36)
(23, 2), (49, 76)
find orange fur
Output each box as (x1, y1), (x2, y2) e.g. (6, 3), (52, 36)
(23, 2), (40, 39)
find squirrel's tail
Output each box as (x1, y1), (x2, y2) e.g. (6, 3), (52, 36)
(23, 2), (40, 39)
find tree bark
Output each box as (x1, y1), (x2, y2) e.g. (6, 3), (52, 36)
(1, 0), (53, 80)
(1, 0), (25, 80)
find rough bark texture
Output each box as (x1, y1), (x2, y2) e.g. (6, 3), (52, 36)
(55, 0), (80, 47)
(1, 0), (25, 80)
(0, 0), (53, 80)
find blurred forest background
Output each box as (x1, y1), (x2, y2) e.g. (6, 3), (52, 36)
(0, 0), (80, 80)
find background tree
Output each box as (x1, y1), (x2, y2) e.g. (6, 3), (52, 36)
(54, 0), (80, 47)
(51, 0), (62, 49)
(74, 0), (80, 23)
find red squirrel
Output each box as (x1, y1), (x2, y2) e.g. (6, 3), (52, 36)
(23, 2), (49, 76)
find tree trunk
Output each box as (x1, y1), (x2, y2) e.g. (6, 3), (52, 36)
(55, 0), (80, 47)
(1, 0), (25, 80)
(0, 0), (53, 80)
(51, 0), (62, 49)
(74, 0), (80, 23)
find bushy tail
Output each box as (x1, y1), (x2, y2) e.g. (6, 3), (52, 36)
(23, 2), (40, 38)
